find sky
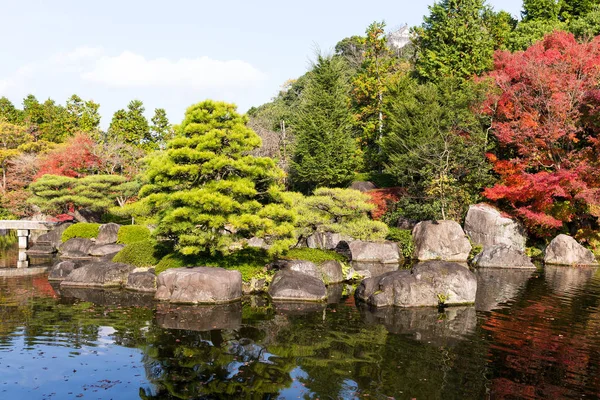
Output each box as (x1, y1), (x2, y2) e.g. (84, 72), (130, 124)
(0, 0), (524, 128)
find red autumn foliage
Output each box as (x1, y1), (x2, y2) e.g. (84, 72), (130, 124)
(482, 31), (600, 237)
(35, 133), (101, 179)
(366, 187), (406, 220)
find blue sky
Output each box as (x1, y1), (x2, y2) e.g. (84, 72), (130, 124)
(0, 0), (523, 127)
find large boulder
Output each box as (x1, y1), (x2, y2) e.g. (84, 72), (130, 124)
(89, 244), (125, 257)
(96, 223), (121, 245)
(126, 269), (157, 292)
(336, 240), (400, 264)
(281, 260), (321, 280)
(472, 244), (536, 269)
(26, 241), (56, 255)
(412, 220), (471, 262)
(317, 260), (344, 284)
(544, 234), (598, 266)
(33, 222), (72, 250)
(155, 267), (242, 304)
(268, 270), (327, 302)
(355, 261), (477, 307)
(60, 261), (136, 288)
(349, 181), (376, 192)
(307, 232), (353, 250)
(58, 238), (95, 259)
(48, 260), (80, 281)
(464, 203), (526, 251)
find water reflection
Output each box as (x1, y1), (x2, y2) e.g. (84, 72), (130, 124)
(156, 302), (242, 331)
(544, 265), (598, 296)
(475, 268), (536, 311)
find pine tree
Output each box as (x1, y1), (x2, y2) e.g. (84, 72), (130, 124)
(150, 108), (173, 150)
(413, 0), (495, 83)
(291, 54), (357, 192)
(136, 100), (296, 256)
(107, 100), (151, 150)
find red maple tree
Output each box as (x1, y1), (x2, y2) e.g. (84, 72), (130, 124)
(35, 133), (101, 179)
(482, 31), (600, 237)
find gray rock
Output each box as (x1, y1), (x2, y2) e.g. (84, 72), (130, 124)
(34, 223), (72, 250)
(281, 260), (321, 280)
(26, 241), (56, 255)
(359, 304), (477, 345)
(242, 277), (268, 294)
(355, 261), (477, 307)
(317, 260), (344, 284)
(412, 220), (471, 262)
(89, 244), (125, 257)
(544, 234), (598, 265)
(126, 269), (157, 292)
(349, 181), (377, 192)
(336, 240), (400, 264)
(307, 232), (353, 250)
(268, 270), (327, 302)
(247, 237), (270, 250)
(155, 267), (242, 304)
(396, 217), (417, 230)
(475, 268), (535, 311)
(464, 203), (527, 251)
(472, 244), (536, 269)
(48, 260), (80, 281)
(351, 261), (399, 278)
(60, 261), (136, 288)
(59, 238), (95, 258)
(96, 223), (121, 245)
(156, 302), (242, 331)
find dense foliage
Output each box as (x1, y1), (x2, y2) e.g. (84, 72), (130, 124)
(61, 223), (100, 242)
(112, 241), (160, 267)
(116, 225), (152, 244)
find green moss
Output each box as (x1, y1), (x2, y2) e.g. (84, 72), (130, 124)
(62, 223), (101, 242)
(155, 248), (274, 282)
(282, 248), (346, 264)
(112, 241), (160, 267)
(526, 246), (544, 260)
(468, 238), (483, 261)
(117, 225), (151, 244)
(387, 228), (414, 258)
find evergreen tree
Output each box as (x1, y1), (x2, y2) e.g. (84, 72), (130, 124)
(291, 54), (357, 192)
(413, 0), (495, 83)
(65, 94), (101, 136)
(522, 0), (562, 21)
(107, 100), (151, 150)
(136, 100), (296, 256)
(150, 108), (172, 150)
(0, 98), (23, 124)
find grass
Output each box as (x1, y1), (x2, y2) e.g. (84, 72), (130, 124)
(117, 225), (151, 244)
(281, 248), (346, 264)
(62, 223), (100, 242)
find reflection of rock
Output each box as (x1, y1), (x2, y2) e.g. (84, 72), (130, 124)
(473, 244), (535, 269)
(475, 268), (534, 311)
(60, 261), (135, 288)
(59, 286), (155, 307)
(464, 203), (526, 251)
(156, 302), (242, 331)
(155, 267), (243, 304)
(412, 220), (471, 262)
(544, 265), (598, 295)
(326, 283), (344, 304)
(351, 261), (399, 278)
(544, 234), (598, 266)
(356, 261), (477, 307)
(359, 303), (477, 345)
(268, 270), (327, 302)
(273, 301), (327, 315)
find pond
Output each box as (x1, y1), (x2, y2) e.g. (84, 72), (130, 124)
(1, 252), (600, 398)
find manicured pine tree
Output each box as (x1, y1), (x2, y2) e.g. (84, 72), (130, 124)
(137, 100), (296, 256)
(291, 54), (357, 192)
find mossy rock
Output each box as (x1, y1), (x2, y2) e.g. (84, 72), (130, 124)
(61, 223), (101, 242)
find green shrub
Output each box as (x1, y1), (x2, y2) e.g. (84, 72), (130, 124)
(117, 225), (151, 244)
(526, 246), (544, 260)
(62, 223), (101, 242)
(155, 248), (273, 282)
(468, 241), (483, 261)
(387, 228), (414, 258)
(112, 241), (160, 268)
(282, 248), (346, 264)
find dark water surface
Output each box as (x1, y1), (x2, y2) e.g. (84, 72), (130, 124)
(1, 259), (600, 399)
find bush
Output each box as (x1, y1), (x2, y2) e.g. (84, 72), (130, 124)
(117, 225), (151, 244)
(387, 228), (414, 258)
(62, 223), (100, 242)
(155, 248), (273, 282)
(282, 248), (346, 264)
(112, 241), (160, 268)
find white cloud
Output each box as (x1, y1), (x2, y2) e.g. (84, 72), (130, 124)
(81, 51), (266, 88)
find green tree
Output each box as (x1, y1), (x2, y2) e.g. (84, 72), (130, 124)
(382, 77), (493, 221)
(135, 100), (296, 256)
(507, 18), (567, 51)
(570, 5), (600, 37)
(290, 54), (357, 192)
(150, 108), (172, 150)
(107, 100), (151, 150)
(485, 9), (518, 50)
(65, 94), (101, 135)
(522, 0), (562, 21)
(413, 0), (495, 83)
(0, 98), (23, 124)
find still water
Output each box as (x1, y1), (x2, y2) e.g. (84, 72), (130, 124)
(1, 257), (600, 399)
